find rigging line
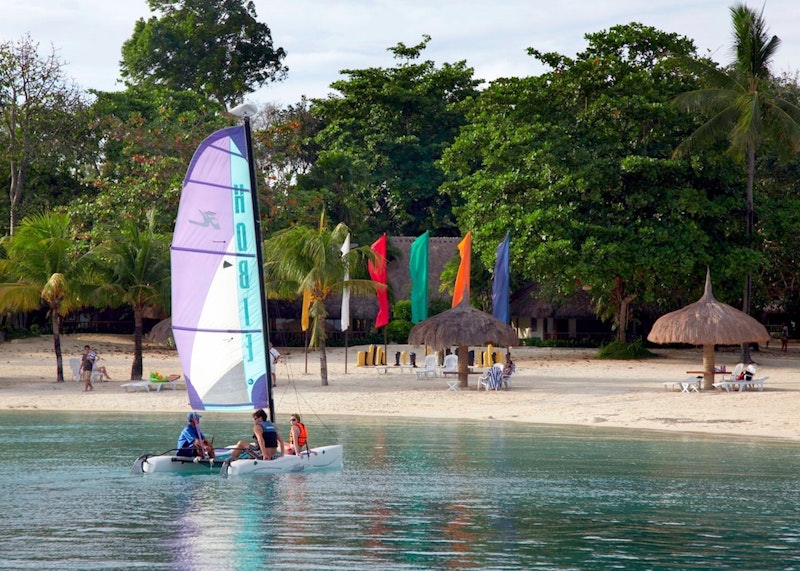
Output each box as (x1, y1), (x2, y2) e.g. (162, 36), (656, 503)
(283, 350), (338, 441)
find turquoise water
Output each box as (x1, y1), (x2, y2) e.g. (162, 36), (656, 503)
(2, 411), (800, 570)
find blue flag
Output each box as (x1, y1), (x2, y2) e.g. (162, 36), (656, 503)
(492, 233), (510, 323)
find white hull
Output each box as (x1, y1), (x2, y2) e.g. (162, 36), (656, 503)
(132, 445), (342, 475)
(224, 445), (343, 475)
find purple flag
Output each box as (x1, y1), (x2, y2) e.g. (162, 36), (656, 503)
(492, 233), (510, 323)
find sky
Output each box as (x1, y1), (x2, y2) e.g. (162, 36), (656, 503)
(2, 0), (800, 107)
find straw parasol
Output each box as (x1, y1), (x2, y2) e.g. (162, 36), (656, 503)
(647, 270), (769, 389)
(408, 299), (517, 388)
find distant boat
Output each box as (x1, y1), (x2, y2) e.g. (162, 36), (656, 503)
(131, 105), (342, 475)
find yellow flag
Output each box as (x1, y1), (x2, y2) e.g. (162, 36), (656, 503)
(301, 289), (312, 331)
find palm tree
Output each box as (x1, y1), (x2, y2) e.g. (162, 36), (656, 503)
(0, 212), (92, 382)
(94, 209), (170, 380)
(262, 216), (379, 385)
(672, 3), (800, 360)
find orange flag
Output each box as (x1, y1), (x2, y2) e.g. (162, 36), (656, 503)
(452, 231), (472, 307)
(301, 289), (312, 331)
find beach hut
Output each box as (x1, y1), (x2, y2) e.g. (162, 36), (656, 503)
(408, 299), (517, 388)
(647, 270), (769, 390)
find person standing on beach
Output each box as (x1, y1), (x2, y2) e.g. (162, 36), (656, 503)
(781, 324), (789, 352)
(269, 342), (280, 387)
(79, 345), (96, 392)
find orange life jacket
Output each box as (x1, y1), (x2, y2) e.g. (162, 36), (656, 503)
(290, 421), (308, 448)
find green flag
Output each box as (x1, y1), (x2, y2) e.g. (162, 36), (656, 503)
(409, 231), (429, 323)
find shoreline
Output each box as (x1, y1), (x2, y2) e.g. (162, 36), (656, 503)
(1, 334), (799, 441)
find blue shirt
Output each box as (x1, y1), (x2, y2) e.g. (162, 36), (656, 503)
(177, 424), (201, 451)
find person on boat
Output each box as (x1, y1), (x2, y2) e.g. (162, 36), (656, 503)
(285, 413), (316, 456)
(269, 342), (280, 387)
(176, 412), (215, 459)
(230, 408), (285, 460)
(79, 345), (96, 392)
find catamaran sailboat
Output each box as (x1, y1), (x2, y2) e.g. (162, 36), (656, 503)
(131, 104), (342, 476)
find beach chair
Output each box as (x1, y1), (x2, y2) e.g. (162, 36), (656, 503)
(479, 364), (504, 391)
(440, 354), (458, 375)
(714, 363), (744, 391)
(69, 358), (81, 382)
(416, 355), (439, 379)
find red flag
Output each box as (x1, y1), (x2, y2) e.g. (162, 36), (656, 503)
(452, 231), (472, 307)
(368, 233), (390, 328)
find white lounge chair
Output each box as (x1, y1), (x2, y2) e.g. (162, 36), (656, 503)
(69, 358), (81, 382)
(479, 364), (505, 391)
(415, 355), (439, 379)
(440, 354), (458, 375)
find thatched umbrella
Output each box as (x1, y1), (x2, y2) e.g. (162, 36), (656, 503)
(408, 299), (517, 388)
(647, 270), (769, 389)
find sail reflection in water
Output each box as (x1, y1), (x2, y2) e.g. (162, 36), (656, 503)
(2, 411), (800, 570)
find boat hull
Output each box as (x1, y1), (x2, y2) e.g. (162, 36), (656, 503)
(131, 445), (343, 475)
(224, 445), (343, 475)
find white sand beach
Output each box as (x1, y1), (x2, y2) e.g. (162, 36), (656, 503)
(1, 333), (798, 441)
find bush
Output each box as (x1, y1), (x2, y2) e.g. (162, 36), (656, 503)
(393, 300), (411, 322)
(596, 339), (656, 359)
(386, 319), (413, 343)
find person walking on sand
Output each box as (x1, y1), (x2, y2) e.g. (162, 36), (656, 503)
(79, 345), (96, 391)
(269, 342), (280, 387)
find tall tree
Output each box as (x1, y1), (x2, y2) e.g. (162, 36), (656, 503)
(262, 216), (379, 385)
(0, 213), (93, 382)
(0, 34), (85, 234)
(94, 210), (170, 380)
(310, 36), (481, 238)
(120, 0), (287, 107)
(441, 24), (723, 341)
(672, 3), (800, 359)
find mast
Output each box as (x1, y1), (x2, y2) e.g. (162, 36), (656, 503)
(231, 103), (274, 422)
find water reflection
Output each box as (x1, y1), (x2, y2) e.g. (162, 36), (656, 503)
(2, 411), (800, 570)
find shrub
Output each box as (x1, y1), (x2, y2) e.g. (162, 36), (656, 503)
(596, 339), (656, 359)
(386, 319), (413, 343)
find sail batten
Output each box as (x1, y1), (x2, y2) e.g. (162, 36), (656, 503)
(171, 126), (269, 412)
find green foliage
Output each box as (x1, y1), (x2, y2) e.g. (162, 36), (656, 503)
(0, 34), (88, 234)
(392, 300), (412, 321)
(385, 319), (413, 343)
(440, 23), (726, 342)
(596, 339), (656, 359)
(120, 0), (287, 107)
(308, 36), (481, 239)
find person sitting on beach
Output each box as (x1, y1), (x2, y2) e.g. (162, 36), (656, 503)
(285, 413), (316, 456)
(502, 353), (516, 377)
(176, 412), (215, 459)
(90, 346), (112, 381)
(230, 408), (285, 461)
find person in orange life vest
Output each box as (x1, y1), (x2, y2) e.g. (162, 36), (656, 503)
(285, 413), (316, 456)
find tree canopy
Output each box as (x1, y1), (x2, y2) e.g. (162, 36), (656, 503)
(120, 0), (287, 107)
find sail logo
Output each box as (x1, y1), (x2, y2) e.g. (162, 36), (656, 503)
(189, 210), (220, 229)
